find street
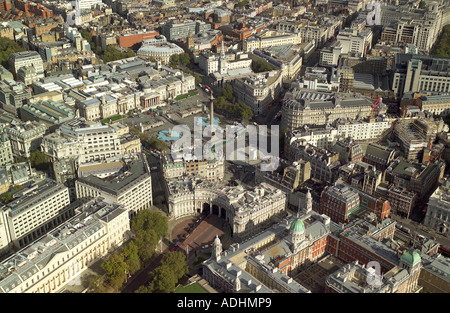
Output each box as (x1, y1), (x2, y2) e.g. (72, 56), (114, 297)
(390, 214), (450, 248)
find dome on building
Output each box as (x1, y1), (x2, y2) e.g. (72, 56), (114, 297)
(290, 218), (305, 233)
(401, 250), (421, 265)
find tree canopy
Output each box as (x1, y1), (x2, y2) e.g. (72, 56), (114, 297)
(161, 251), (188, 281)
(222, 84), (235, 103)
(131, 210), (168, 239)
(135, 251), (188, 293)
(147, 136), (169, 152)
(0, 37), (25, 68)
(121, 241), (141, 275)
(131, 210), (168, 262)
(215, 96), (253, 121)
(89, 209), (169, 292)
(251, 59), (275, 73)
(29, 150), (51, 171)
(432, 25), (450, 58)
(144, 265), (177, 293)
(101, 252), (129, 290)
(130, 127), (168, 152)
(101, 46), (135, 63)
(179, 53), (191, 66)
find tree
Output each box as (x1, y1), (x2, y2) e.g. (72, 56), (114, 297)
(0, 37), (25, 68)
(131, 210), (168, 239)
(121, 241), (141, 275)
(419, 0), (426, 9)
(232, 101), (253, 121)
(79, 29), (93, 44)
(101, 252), (129, 290)
(215, 96), (229, 109)
(147, 265), (178, 293)
(251, 59), (274, 73)
(134, 228), (159, 262)
(88, 275), (108, 293)
(432, 25), (450, 58)
(29, 150), (51, 171)
(135, 285), (152, 293)
(239, 103), (253, 121)
(1, 193), (13, 203)
(236, 0), (249, 7)
(179, 53), (191, 66)
(170, 54), (180, 68)
(161, 251), (188, 281)
(101, 46), (135, 63)
(193, 72), (202, 85)
(147, 136), (169, 152)
(222, 84), (235, 103)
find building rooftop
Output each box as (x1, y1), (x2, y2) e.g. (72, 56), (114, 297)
(76, 153), (150, 196)
(0, 197), (127, 293)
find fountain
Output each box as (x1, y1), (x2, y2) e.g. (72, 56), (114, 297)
(158, 130), (182, 141)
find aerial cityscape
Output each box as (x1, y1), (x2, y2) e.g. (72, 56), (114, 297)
(0, 0), (448, 298)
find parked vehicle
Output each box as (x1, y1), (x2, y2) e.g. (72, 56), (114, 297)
(400, 227), (411, 234)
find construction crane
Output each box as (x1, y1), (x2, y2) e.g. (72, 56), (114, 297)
(370, 96), (382, 119)
(401, 98), (421, 118)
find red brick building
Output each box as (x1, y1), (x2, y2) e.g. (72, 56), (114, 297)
(326, 218), (398, 274)
(319, 183), (361, 224)
(14, 0), (53, 18)
(0, 0), (12, 11)
(117, 31), (159, 48)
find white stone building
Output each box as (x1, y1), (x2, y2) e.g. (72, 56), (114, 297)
(198, 49), (252, 75)
(75, 153), (152, 218)
(233, 70), (283, 115)
(161, 148), (224, 182)
(0, 179), (73, 251)
(243, 32), (301, 52)
(8, 51), (44, 84)
(41, 118), (122, 164)
(424, 179), (450, 236)
(165, 179), (286, 240)
(4, 121), (47, 160)
(280, 88), (375, 130)
(0, 197), (129, 293)
(137, 35), (185, 65)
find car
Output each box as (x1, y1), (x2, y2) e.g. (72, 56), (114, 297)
(151, 166), (158, 170)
